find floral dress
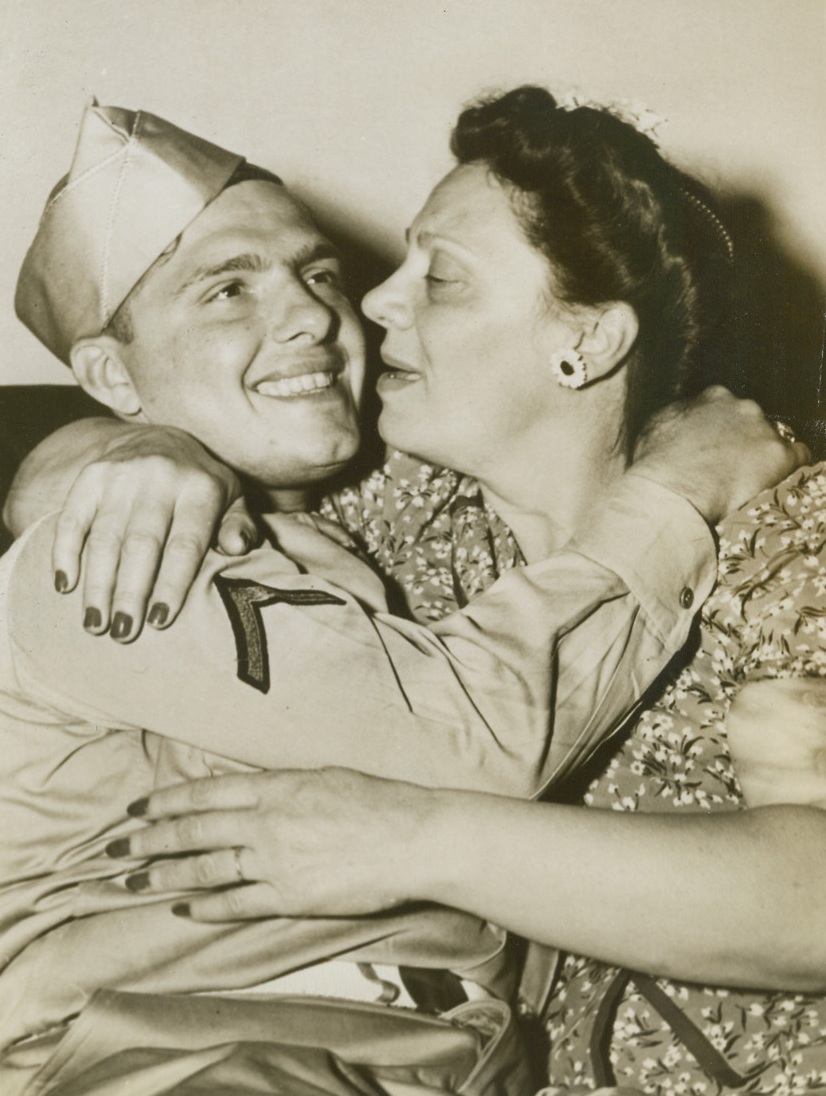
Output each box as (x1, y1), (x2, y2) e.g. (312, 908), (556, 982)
(328, 452), (826, 1094)
(545, 462), (826, 1094)
(322, 450), (523, 620)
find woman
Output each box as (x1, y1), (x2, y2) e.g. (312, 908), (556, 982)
(83, 86), (826, 1092)
(12, 86), (823, 1091)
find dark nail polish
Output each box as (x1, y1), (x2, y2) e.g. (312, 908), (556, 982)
(111, 612), (133, 640)
(125, 872), (150, 892)
(54, 570), (69, 593)
(172, 903), (191, 919)
(148, 603), (169, 627)
(83, 607), (102, 630)
(127, 797), (149, 818)
(106, 837), (131, 858)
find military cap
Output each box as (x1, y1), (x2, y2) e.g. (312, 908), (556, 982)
(15, 99), (245, 363)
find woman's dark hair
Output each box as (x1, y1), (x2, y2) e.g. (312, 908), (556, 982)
(450, 85), (734, 458)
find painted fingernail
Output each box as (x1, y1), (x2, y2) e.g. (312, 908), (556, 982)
(125, 872), (150, 892)
(147, 603), (169, 627)
(84, 607), (102, 631)
(172, 903), (191, 919)
(111, 612), (133, 640)
(54, 570), (69, 593)
(106, 837), (131, 858)
(127, 797), (149, 818)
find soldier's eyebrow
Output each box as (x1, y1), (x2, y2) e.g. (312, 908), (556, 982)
(173, 241), (341, 298)
(290, 240), (343, 269)
(173, 253), (271, 297)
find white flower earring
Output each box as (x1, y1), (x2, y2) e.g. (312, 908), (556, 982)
(550, 348), (588, 389)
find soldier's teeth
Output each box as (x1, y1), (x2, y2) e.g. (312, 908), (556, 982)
(256, 372), (335, 397)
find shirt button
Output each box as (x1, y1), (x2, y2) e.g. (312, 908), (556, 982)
(679, 587), (694, 609)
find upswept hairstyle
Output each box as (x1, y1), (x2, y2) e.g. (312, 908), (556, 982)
(451, 85), (734, 457)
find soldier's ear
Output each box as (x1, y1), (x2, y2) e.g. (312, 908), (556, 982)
(70, 336), (144, 419)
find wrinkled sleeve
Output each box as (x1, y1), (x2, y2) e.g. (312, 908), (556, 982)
(429, 473), (716, 791)
(5, 474), (714, 797)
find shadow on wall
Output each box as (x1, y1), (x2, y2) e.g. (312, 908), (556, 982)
(312, 214), (395, 489)
(720, 192), (826, 458)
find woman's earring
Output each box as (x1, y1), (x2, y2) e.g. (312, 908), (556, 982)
(550, 349), (588, 389)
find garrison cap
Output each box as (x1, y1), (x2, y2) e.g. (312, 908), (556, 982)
(15, 99), (246, 364)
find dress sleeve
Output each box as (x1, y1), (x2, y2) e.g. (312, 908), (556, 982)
(5, 474), (715, 798)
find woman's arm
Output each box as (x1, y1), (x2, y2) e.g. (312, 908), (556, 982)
(4, 419), (257, 631)
(4, 418), (128, 535)
(6, 386), (807, 639)
(112, 763), (826, 993)
(416, 793), (826, 993)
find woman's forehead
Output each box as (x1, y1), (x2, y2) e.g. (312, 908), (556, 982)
(410, 164), (546, 270)
(413, 165), (506, 232)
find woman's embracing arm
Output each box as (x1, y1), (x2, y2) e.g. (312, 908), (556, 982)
(4, 418), (127, 535)
(111, 767), (826, 992)
(5, 419), (257, 632)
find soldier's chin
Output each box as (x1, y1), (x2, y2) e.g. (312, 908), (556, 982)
(248, 431), (362, 491)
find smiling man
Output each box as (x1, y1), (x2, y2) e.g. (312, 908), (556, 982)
(19, 106), (364, 510)
(0, 100), (799, 1093)
(76, 185), (364, 495)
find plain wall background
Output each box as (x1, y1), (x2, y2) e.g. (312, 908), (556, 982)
(1, 0), (824, 402)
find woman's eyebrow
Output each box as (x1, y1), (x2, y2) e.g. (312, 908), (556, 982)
(405, 227), (474, 260)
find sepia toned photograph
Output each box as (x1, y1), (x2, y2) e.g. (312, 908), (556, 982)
(0, 2), (824, 1092)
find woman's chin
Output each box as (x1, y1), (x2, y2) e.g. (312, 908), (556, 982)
(377, 407), (418, 456)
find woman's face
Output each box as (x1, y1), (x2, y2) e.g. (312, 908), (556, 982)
(362, 163), (578, 477)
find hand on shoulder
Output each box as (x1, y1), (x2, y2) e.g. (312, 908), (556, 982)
(632, 387), (810, 525)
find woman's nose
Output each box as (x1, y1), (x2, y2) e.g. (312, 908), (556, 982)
(362, 270), (411, 329)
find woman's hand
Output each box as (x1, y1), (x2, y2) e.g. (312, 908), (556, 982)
(107, 769), (440, 920)
(53, 425), (259, 640)
(106, 764), (826, 987)
(727, 677), (826, 809)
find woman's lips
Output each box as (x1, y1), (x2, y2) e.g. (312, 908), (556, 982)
(378, 353), (421, 386)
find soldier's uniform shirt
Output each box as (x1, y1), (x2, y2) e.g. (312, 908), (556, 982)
(0, 452), (713, 1050)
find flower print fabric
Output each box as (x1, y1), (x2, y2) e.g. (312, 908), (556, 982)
(322, 449), (523, 621)
(546, 463), (826, 1094)
(326, 453), (826, 1091)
